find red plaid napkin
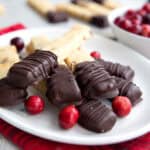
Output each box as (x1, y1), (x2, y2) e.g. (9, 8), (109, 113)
(0, 23), (150, 150)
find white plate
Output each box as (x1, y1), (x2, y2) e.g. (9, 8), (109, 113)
(0, 27), (150, 145)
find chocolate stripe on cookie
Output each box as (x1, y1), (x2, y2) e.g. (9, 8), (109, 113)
(98, 59), (135, 81)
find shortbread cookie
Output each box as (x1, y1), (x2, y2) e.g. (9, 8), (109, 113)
(57, 3), (94, 22)
(65, 48), (93, 71)
(0, 46), (20, 79)
(27, 0), (68, 23)
(92, 0), (121, 10)
(26, 35), (52, 54)
(0, 4), (5, 15)
(72, 0), (110, 15)
(56, 3), (109, 27)
(26, 24), (91, 64)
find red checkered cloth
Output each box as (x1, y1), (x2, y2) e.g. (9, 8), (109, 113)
(0, 23), (149, 150)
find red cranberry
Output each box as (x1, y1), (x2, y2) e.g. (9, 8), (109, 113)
(10, 37), (24, 52)
(25, 96), (45, 115)
(137, 9), (146, 16)
(119, 19), (132, 30)
(141, 24), (150, 37)
(59, 105), (79, 129)
(129, 15), (142, 25)
(142, 3), (150, 13)
(114, 17), (124, 25)
(128, 24), (142, 34)
(132, 19), (141, 25)
(125, 9), (136, 18)
(90, 51), (101, 59)
(112, 96), (132, 117)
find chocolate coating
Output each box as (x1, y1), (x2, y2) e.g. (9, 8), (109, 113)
(7, 50), (58, 88)
(46, 11), (69, 23)
(90, 15), (109, 28)
(0, 78), (27, 106)
(74, 61), (119, 100)
(98, 59), (135, 81)
(78, 100), (117, 133)
(46, 65), (82, 107)
(71, 0), (79, 4)
(115, 77), (142, 106)
(92, 0), (106, 4)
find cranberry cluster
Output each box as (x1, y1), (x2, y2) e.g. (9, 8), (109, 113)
(114, 3), (150, 38)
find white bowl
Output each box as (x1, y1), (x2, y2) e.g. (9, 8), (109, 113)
(108, 6), (150, 59)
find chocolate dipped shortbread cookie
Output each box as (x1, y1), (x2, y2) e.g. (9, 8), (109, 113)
(56, 3), (109, 28)
(46, 65), (82, 107)
(7, 50), (58, 88)
(78, 100), (117, 133)
(115, 77), (142, 106)
(27, 0), (68, 23)
(91, 0), (121, 9)
(74, 61), (119, 100)
(0, 78), (27, 106)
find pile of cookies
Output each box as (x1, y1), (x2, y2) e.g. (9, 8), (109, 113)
(27, 0), (121, 28)
(0, 24), (142, 133)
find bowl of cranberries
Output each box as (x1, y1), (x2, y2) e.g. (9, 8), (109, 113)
(108, 3), (150, 59)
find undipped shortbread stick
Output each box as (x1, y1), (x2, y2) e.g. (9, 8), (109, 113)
(65, 48), (93, 71)
(26, 24), (92, 64)
(27, 0), (68, 23)
(0, 46), (20, 79)
(91, 0), (121, 10)
(56, 3), (109, 28)
(0, 4), (5, 15)
(72, 0), (110, 15)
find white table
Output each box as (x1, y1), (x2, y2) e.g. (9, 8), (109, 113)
(0, 0), (147, 149)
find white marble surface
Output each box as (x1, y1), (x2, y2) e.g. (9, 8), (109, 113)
(0, 0), (147, 149)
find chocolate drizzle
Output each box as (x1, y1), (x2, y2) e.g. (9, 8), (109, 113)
(78, 100), (117, 133)
(115, 77), (142, 106)
(46, 65), (82, 107)
(98, 59), (135, 81)
(0, 78), (27, 106)
(7, 50), (58, 88)
(74, 61), (119, 100)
